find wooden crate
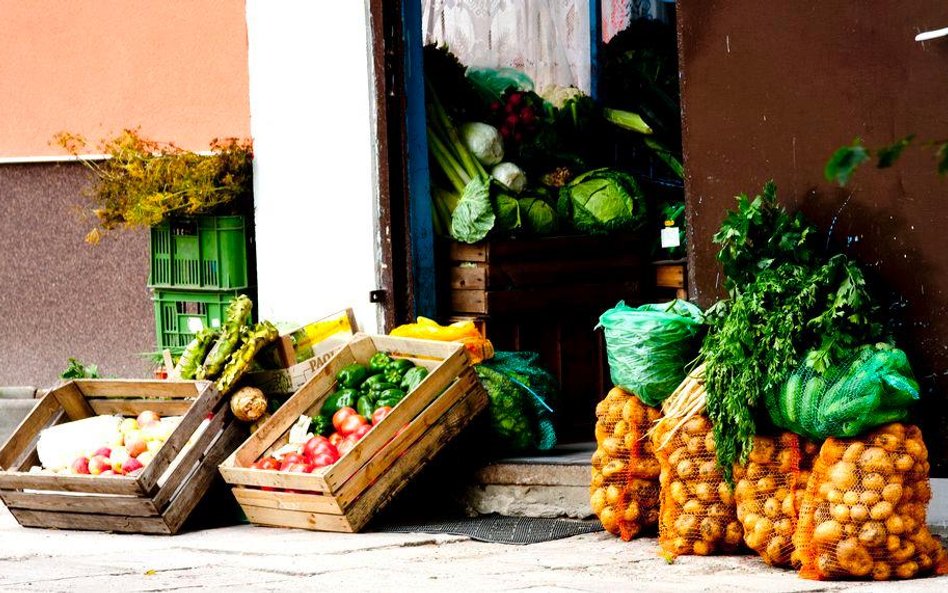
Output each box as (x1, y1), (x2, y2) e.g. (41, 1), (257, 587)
(444, 235), (645, 315)
(0, 380), (245, 534)
(653, 259), (688, 300)
(219, 334), (489, 532)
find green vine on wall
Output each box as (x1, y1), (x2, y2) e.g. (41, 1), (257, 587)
(54, 129), (253, 244)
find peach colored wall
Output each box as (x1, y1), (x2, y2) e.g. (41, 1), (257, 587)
(0, 0), (250, 157)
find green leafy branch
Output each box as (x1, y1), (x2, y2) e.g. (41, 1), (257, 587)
(825, 135), (948, 187)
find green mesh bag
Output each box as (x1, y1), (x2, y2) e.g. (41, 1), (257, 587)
(767, 343), (920, 440)
(597, 300), (704, 407)
(475, 351), (557, 452)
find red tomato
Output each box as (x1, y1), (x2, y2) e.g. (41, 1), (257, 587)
(337, 435), (359, 456)
(280, 452), (307, 470)
(284, 462), (314, 473)
(332, 407), (358, 432)
(371, 406), (393, 425)
(302, 436), (337, 462)
(328, 432), (343, 447)
(310, 452), (336, 468)
(252, 457), (281, 471)
(350, 424), (372, 440)
(339, 414), (368, 436)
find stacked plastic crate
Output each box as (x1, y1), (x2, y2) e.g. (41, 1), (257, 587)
(149, 215), (254, 353)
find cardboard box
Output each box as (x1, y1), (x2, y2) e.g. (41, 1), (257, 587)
(244, 309), (358, 395)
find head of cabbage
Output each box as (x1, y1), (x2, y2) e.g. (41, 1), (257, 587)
(518, 196), (558, 236)
(556, 168), (645, 234)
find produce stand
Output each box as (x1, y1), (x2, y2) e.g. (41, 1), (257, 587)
(0, 380), (244, 534)
(219, 334), (489, 532)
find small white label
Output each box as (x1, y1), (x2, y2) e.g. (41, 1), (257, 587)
(187, 317), (205, 333)
(661, 226), (681, 248)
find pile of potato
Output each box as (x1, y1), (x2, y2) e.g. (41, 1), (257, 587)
(794, 423), (948, 580)
(591, 387), (662, 541)
(733, 433), (809, 566)
(652, 414), (743, 556)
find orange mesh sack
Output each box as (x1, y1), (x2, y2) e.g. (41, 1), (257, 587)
(591, 387), (662, 540)
(793, 423), (948, 580)
(733, 433), (809, 566)
(652, 414), (743, 556)
(789, 438), (822, 567)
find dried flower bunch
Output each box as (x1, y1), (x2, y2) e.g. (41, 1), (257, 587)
(55, 129), (253, 244)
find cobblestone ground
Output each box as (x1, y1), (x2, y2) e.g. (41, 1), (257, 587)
(1, 505), (945, 593)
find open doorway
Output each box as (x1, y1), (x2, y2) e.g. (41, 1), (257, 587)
(369, 1), (685, 447)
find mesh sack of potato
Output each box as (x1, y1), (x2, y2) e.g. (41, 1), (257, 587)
(733, 432), (812, 567)
(793, 423), (948, 580)
(590, 387), (662, 541)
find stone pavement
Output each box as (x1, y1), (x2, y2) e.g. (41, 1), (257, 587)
(1, 505), (945, 593)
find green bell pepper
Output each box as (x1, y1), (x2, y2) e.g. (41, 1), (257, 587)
(370, 381), (399, 395)
(361, 373), (389, 393)
(336, 363), (368, 388)
(384, 368), (405, 384)
(369, 352), (394, 375)
(387, 358), (415, 375)
(322, 388), (359, 415)
(376, 388), (406, 408)
(400, 366), (429, 392)
(310, 414), (333, 437)
(357, 395), (376, 419)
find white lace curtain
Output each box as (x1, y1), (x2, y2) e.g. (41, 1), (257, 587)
(422, 0), (592, 93)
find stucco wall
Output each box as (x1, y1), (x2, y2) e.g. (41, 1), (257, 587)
(0, 0), (250, 156)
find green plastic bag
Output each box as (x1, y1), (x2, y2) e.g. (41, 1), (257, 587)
(767, 343), (919, 440)
(475, 351), (557, 452)
(597, 300), (704, 406)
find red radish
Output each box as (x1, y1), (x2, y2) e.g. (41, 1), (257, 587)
(520, 108), (536, 124)
(514, 132), (524, 143)
(489, 101), (501, 112)
(499, 127), (511, 139)
(505, 114), (519, 127)
(508, 92), (522, 106)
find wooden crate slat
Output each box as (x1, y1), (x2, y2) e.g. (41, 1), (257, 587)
(367, 335), (464, 359)
(450, 265), (486, 290)
(231, 487), (344, 515)
(318, 347), (467, 491)
(450, 290), (487, 314)
(0, 472), (144, 496)
(52, 383), (97, 421)
(9, 507), (173, 535)
(332, 369), (477, 509)
(136, 382), (223, 495)
(345, 384), (489, 531)
(0, 490), (160, 517)
(74, 379), (207, 399)
(484, 281), (641, 315)
(241, 505), (354, 532)
(89, 399), (194, 417)
(0, 395), (61, 471)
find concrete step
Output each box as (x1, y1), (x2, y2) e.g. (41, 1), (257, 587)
(461, 442), (594, 519)
(0, 399), (39, 446)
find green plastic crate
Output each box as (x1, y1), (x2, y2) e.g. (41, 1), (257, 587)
(150, 215), (249, 290)
(152, 289), (249, 353)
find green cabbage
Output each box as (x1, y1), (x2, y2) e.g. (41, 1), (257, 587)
(493, 193), (521, 232)
(450, 178), (495, 243)
(518, 196), (558, 235)
(556, 168), (646, 234)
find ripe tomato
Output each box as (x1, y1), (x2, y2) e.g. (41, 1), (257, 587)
(371, 406), (393, 425)
(284, 462), (314, 473)
(252, 457), (280, 471)
(332, 407), (358, 432)
(339, 414), (368, 436)
(337, 434), (359, 456)
(350, 424), (372, 440)
(310, 452), (336, 468)
(302, 436), (337, 462)
(280, 452), (307, 470)
(328, 432), (343, 447)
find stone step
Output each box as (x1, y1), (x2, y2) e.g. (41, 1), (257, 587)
(0, 399), (39, 446)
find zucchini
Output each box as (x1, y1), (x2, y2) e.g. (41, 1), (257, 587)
(798, 375), (825, 438)
(839, 407), (908, 437)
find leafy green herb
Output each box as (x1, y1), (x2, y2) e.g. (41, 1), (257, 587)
(825, 135), (947, 186)
(701, 182), (882, 483)
(824, 139), (870, 187)
(60, 358), (100, 379)
(876, 135), (916, 169)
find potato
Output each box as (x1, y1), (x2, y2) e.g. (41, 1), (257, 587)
(591, 472), (605, 489)
(700, 517), (723, 542)
(814, 520), (843, 543)
(763, 497), (781, 518)
(756, 476), (776, 493)
(913, 481), (932, 503)
(668, 447), (685, 467)
(670, 481), (688, 505)
(894, 454), (915, 472)
(858, 521), (886, 547)
(595, 423), (608, 442)
(872, 561), (892, 580)
(765, 535), (789, 562)
(827, 489), (844, 504)
(821, 441), (846, 464)
(602, 437), (622, 457)
(698, 460), (717, 478)
(879, 423), (906, 441)
(749, 439), (776, 464)
(895, 561), (918, 579)
(719, 482), (734, 505)
(777, 449), (795, 473)
(862, 472), (885, 491)
(774, 518), (793, 537)
(675, 513), (697, 535)
(725, 521), (744, 546)
(892, 542), (916, 563)
(916, 553), (933, 571)
(624, 432), (637, 451)
(695, 482), (714, 502)
(692, 540), (713, 556)
(704, 431), (716, 453)
(743, 512), (760, 532)
(683, 416), (708, 434)
(860, 490), (881, 506)
(606, 484), (623, 506)
(706, 503), (729, 517)
(843, 491), (859, 506)
(850, 504), (869, 522)
(870, 501), (894, 521)
(596, 399), (609, 417)
(782, 494), (796, 517)
(903, 515), (918, 535)
(882, 483), (903, 505)
(746, 462), (764, 481)
(885, 515), (905, 536)
(624, 501), (641, 522)
(612, 420), (629, 439)
(602, 459), (626, 478)
(842, 443), (866, 463)
(904, 437), (925, 461)
(669, 536), (690, 555)
(859, 447), (894, 474)
(600, 505), (618, 532)
(683, 499), (704, 515)
(677, 459), (695, 479)
(816, 552), (834, 577)
(874, 433), (901, 453)
(836, 538), (873, 577)
(831, 504), (851, 523)
(829, 462), (858, 490)
(686, 436), (703, 455)
(591, 488), (607, 515)
(886, 534), (902, 552)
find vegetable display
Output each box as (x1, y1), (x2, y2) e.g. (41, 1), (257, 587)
(700, 181), (882, 482)
(556, 168), (646, 235)
(197, 295), (254, 380)
(214, 321), (279, 396)
(173, 327), (219, 380)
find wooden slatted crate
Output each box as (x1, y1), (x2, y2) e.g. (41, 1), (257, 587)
(0, 380), (245, 534)
(219, 334), (489, 532)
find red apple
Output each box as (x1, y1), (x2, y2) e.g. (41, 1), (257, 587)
(92, 447), (112, 458)
(88, 455), (112, 475)
(122, 457), (144, 474)
(125, 437), (148, 458)
(137, 410), (161, 427)
(99, 470), (116, 476)
(71, 457), (90, 475)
